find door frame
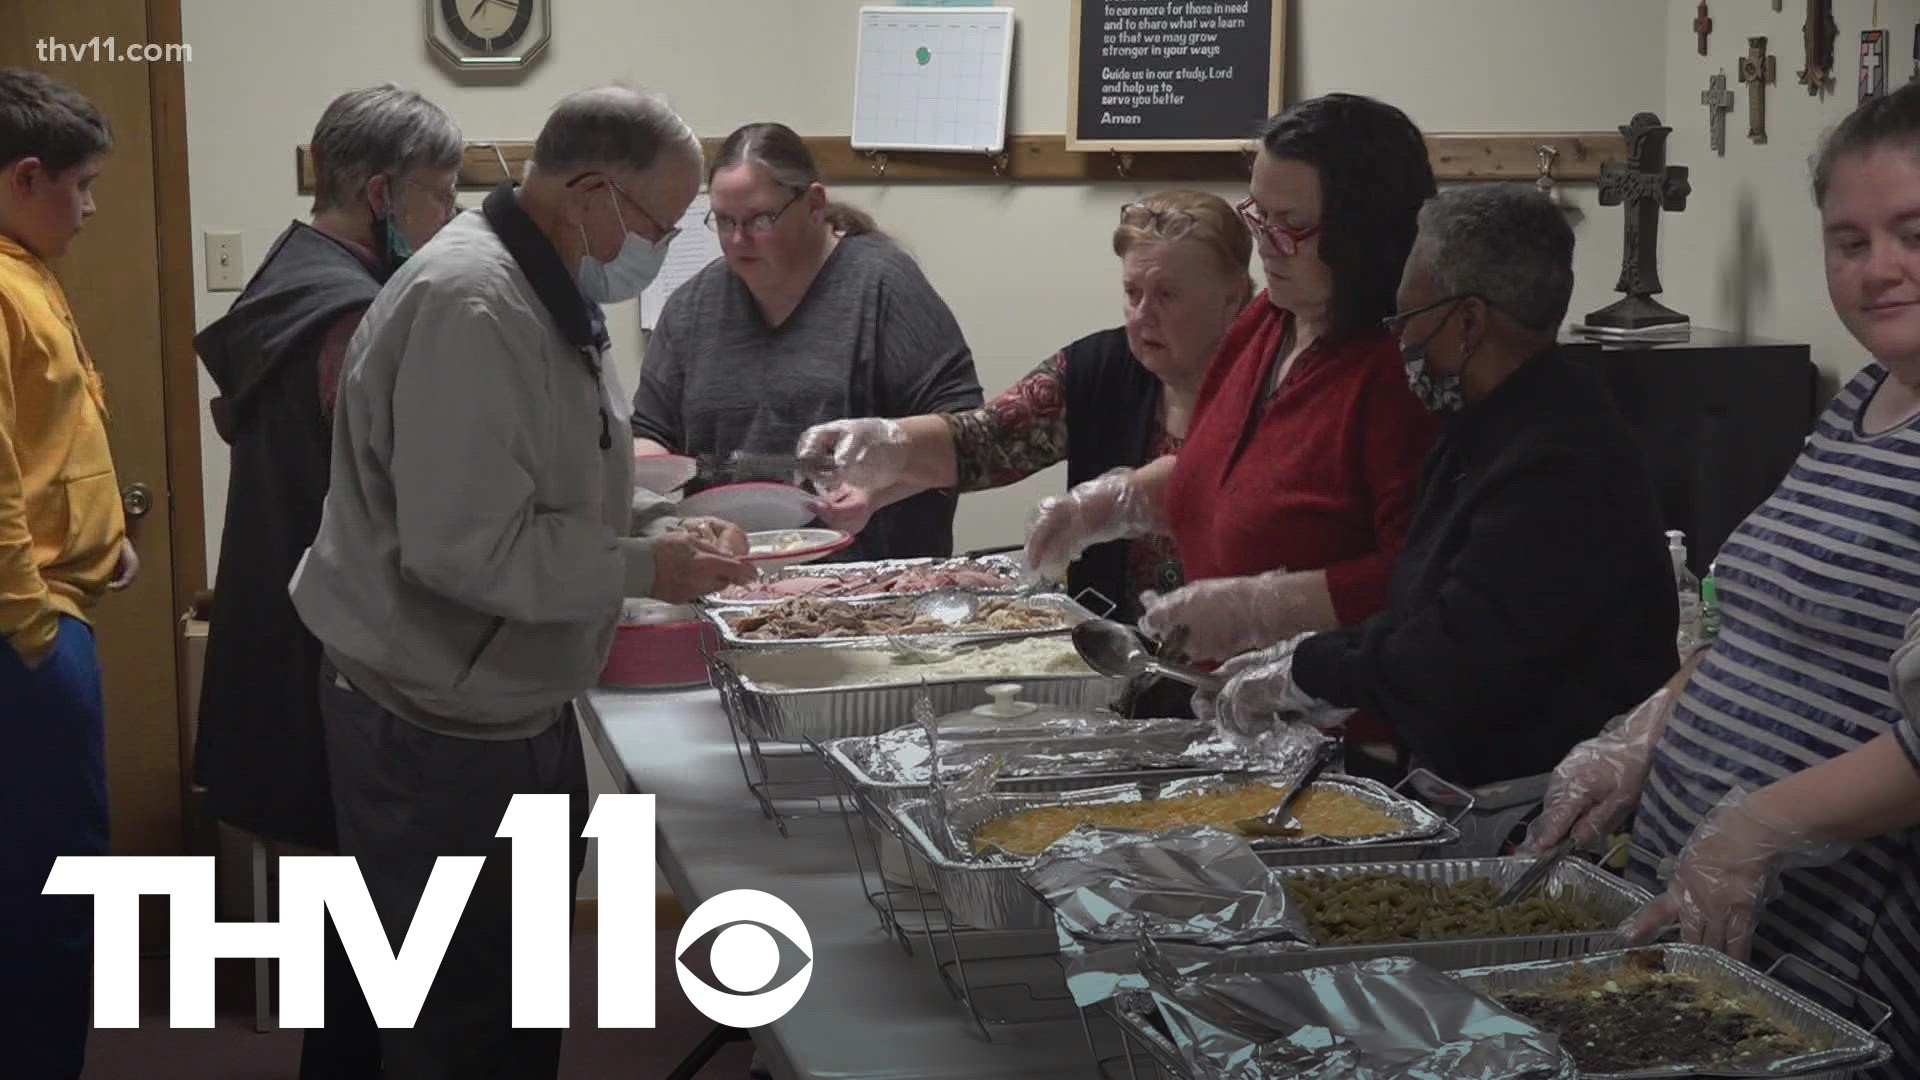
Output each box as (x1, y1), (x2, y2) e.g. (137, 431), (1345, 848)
(146, 0), (208, 848)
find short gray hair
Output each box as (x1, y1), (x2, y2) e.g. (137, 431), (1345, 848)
(310, 84), (463, 213)
(532, 86), (701, 178)
(1410, 185), (1575, 335)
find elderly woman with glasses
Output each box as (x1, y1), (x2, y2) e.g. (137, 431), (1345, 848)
(1194, 184), (1678, 792)
(631, 121), (983, 561)
(191, 83), (464, 1078)
(796, 190), (1253, 628)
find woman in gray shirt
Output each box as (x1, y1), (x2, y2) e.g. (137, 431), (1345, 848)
(631, 122), (983, 560)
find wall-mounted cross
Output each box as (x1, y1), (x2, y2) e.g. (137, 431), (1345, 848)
(1740, 37), (1777, 144)
(1701, 71), (1735, 155)
(1695, 1), (1714, 55)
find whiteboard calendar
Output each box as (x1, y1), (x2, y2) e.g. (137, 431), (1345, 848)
(852, 6), (1015, 154)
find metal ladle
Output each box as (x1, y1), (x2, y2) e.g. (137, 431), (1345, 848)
(1071, 619), (1223, 693)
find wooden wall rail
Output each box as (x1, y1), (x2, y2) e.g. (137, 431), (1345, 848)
(295, 132), (1627, 193)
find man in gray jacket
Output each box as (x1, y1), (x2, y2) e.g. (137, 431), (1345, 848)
(291, 86), (750, 1076)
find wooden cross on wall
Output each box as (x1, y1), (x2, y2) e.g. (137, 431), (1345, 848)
(1801, 0), (1839, 96)
(1740, 37), (1776, 144)
(1695, 1), (1714, 56)
(1701, 71), (1734, 155)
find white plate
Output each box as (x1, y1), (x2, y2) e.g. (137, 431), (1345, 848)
(744, 528), (854, 572)
(677, 482), (817, 532)
(633, 453), (699, 494)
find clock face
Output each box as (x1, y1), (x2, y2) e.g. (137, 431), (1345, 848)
(429, 0), (548, 67)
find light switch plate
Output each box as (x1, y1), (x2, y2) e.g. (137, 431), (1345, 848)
(205, 231), (243, 291)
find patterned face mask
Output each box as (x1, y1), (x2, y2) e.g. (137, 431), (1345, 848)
(1401, 343), (1465, 414)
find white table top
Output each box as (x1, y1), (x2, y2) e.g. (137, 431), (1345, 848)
(578, 687), (1104, 1080)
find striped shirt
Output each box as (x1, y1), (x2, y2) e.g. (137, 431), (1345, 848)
(1629, 365), (1920, 1075)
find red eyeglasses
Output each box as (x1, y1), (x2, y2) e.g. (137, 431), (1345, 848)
(1235, 196), (1322, 256)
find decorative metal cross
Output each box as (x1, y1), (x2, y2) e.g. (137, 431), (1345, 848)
(1801, 0), (1838, 96)
(1695, 1), (1714, 55)
(1740, 37), (1777, 144)
(1701, 71), (1735, 155)
(1585, 113), (1693, 330)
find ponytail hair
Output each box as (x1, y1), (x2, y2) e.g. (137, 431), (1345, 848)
(711, 121), (885, 241)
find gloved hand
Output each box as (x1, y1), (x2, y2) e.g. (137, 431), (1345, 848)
(1193, 634), (1353, 739)
(795, 418), (912, 491)
(1622, 788), (1846, 960)
(1023, 467), (1165, 583)
(1138, 568), (1301, 663)
(1519, 688), (1677, 855)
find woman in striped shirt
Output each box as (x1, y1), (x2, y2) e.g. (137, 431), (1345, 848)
(1527, 86), (1920, 1073)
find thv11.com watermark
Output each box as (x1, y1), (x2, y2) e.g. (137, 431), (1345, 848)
(43, 794), (813, 1029)
(38, 37), (192, 63)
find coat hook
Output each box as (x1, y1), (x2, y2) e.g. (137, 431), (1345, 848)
(1534, 144), (1560, 195)
(1111, 149), (1135, 178)
(865, 150), (889, 178)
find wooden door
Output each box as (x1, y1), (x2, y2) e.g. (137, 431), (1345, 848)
(1, 0), (204, 858)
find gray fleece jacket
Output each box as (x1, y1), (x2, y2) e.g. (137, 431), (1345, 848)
(291, 205), (671, 739)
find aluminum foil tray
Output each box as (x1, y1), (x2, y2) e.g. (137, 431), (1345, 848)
(821, 718), (1260, 808)
(705, 555), (1024, 606)
(703, 593), (1096, 649)
(708, 646), (1123, 745)
(1449, 945), (1893, 1079)
(890, 776), (1456, 931)
(1159, 857), (1651, 979)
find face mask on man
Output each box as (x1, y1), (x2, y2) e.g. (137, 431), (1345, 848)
(1400, 301), (1469, 414)
(576, 185), (671, 303)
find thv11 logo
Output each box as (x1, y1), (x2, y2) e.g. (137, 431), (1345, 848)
(43, 794), (813, 1029)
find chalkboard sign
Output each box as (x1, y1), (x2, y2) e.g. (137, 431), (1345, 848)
(1067, 0), (1284, 151)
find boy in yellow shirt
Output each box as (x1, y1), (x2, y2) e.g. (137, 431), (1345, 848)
(0, 68), (136, 1079)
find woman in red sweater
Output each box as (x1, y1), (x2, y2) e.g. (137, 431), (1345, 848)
(1027, 93), (1440, 669)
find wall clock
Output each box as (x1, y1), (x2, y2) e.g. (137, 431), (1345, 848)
(427, 0), (550, 70)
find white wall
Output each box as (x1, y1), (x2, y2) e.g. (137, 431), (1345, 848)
(183, 0), (1668, 568)
(1660, 0), (1920, 386)
(180, 0), (1669, 895)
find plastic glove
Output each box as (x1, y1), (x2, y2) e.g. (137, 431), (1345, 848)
(1023, 467), (1165, 583)
(1519, 688), (1676, 855)
(1889, 607), (1920, 720)
(1193, 634), (1353, 740)
(1138, 569), (1301, 663)
(795, 418), (912, 491)
(1622, 788), (1847, 960)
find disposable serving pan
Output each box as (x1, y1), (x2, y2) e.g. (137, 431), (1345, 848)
(704, 555), (1024, 605)
(707, 644), (1124, 745)
(1160, 857), (1651, 977)
(704, 593), (1096, 650)
(1448, 945), (1893, 1079)
(890, 775), (1458, 931)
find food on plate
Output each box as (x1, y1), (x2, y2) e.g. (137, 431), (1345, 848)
(748, 531), (812, 555)
(716, 561), (1018, 602)
(1284, 871), (1612, 945)
(724, 596), (1069, 640)
(970, 783), (1402, 855)
(1490, 951), (1813, 1072)
(736, 637), (1093, 690)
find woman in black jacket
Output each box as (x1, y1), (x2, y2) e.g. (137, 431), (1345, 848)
(797, 189), (1253, 626)
(1195, 184), (1678, 789)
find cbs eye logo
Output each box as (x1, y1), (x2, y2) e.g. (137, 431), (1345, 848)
(675, 889), (814, 1026)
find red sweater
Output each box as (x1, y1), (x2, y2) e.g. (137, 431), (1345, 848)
(1167, 297), (1438, 625)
